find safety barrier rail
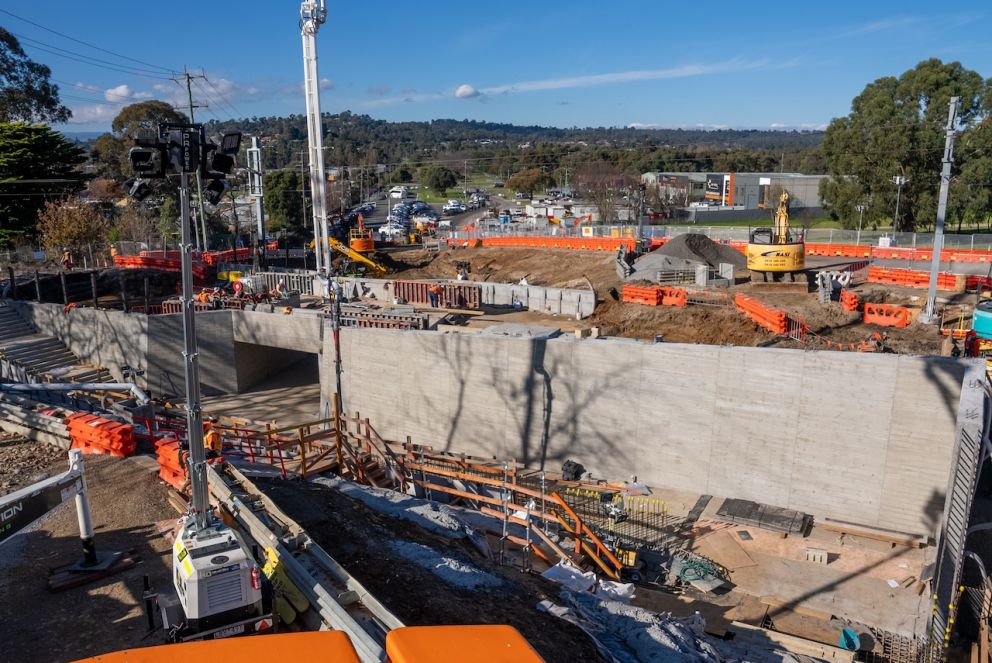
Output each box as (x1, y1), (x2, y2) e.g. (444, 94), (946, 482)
(251, 271), (315, 296)
(114, 255), (210, 281)
(863, 303), (912, 328)
(66, 412), (135, 458)
(805, 243), (873, 258)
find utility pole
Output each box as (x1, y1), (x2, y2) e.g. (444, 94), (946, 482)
(173, 68), (210, 250)
(921, 97), (960, 325)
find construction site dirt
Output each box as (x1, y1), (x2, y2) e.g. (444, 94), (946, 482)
(256, 477), (607, 663)
(388, 246), (948, 354)
(0, 443), (175, 662)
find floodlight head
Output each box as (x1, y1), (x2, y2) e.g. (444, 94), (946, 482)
(205, 178), (230, 205)
(210, 152), (236, 176)
(127, 146), (164, 178)
(220, 132), (242, 155)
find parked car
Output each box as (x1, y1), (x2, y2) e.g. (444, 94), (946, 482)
(378, 222), (407, 239)
(442, 202), (467, 215)
(437, 218), (452, 229)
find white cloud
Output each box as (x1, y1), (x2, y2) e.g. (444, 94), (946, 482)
(66, 104), (120, 124)
(454, 84), (480, 99)
(319, 78), (333, 90)
(104, 84), (133, 101)
(836, 16), (919, 38)
(365, 58), (782, 109)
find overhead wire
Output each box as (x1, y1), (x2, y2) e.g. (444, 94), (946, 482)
(199, 73), (244, 119)
(15, 38), (174, 81)
(0, 9), (175, 74)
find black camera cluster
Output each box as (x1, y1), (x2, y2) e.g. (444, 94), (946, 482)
(125, 123), (241, 204)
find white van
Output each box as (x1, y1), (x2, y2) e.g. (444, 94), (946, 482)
(390, 186), (408, 199)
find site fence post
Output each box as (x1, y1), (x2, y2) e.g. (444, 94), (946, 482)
(297, 427), (307, 478)
(33, 270), (40, 301)
(90, 271), (98, 309)
(143, 277), (150, 313)
(59, 270), (67, 305)
(332, 393), (343, 471)
(119, 273), (129, 312)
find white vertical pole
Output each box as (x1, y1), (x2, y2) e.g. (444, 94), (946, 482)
(922, 97), (960, 324)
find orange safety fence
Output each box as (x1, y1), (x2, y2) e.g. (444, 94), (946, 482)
(869, 246), (992, 263)
(839, 288), (861, 312)
(115, 255), (210, 281)
(479, 236), (636, 251)
(867, 266), (966, 292)
(66, 412), (136, 458)
(863, 302), (911, 328)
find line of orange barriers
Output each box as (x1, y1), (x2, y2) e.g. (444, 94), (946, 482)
(867, 266), (966, 292)
(733, 293), (804, 336)
(66, 412), (136, 458)
(621, 285), (687, 307)
(863, 302), (911, 328)
(115, 255), (210, 281)
(480, 236), (636, 251)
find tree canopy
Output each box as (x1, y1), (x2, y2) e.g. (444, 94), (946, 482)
(0, 29), (70, 124)
(90, 101), (187, 180)
(0, 122), (87, 244)
(821, 58), (992, 231)
(418, 164), (457, 194)
(263, 170), (305, 234)
(506, 168), (551, 197)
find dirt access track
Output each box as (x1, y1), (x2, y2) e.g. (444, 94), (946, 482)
(387, 246), (945, 354)
(0, 443), (175, 663)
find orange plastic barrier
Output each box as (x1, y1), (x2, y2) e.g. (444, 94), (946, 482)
(805, 243), (872, 258)
(734, 294), (787, 334)
(202, 247), (252, 266)
(66, 413), (136, 458)
(867, 266), (966, 292)
(621, 285), (661, 305)
(479, 236), (635, 251)
(115, 255), (210, 281)
(659, 286), (687, 307)
(869, 246), (992, 263)
(839, 289), (861, 312)
(863, 302), (911, 328)
(155, 437), (186, 490)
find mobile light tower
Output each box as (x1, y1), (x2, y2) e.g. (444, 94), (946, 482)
(127, 126), (270, 640)
(301, 0), (331, 274)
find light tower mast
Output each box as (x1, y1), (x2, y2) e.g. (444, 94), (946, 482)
(301, 0), (331, 273)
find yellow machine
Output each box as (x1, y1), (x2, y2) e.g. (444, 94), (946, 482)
(746, 191), (805, 282)
(309, 236), (387, 277)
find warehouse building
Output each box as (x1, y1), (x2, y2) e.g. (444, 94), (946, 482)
(641, 171), (827, 220)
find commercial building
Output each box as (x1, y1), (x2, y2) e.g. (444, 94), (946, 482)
(641, 171), (827, 220)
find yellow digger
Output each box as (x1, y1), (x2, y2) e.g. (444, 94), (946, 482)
(309, 235), (387, 277)
(746, 191), (805, 282)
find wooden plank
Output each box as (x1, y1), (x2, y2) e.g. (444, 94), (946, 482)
(696, 531), (756, 570)
(728, 622), (854, 661)
(820, 517), (927, 548)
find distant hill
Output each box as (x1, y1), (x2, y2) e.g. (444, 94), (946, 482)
(59, 131), (103, 143)
(202, 112), (825, 172)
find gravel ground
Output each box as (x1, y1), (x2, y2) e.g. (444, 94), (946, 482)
(0, 432), (70, 494)
(0, 445), (176, 662)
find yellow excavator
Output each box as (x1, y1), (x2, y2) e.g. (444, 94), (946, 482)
(309, 235), (387, 277)
(746, 191), (805, 282)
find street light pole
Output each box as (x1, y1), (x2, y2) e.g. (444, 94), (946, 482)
(892, 175), (908, 232)
(855, 204), (865, 245)
(921, 97), (960, 324)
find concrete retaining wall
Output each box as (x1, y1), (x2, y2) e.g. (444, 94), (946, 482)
(325, 328), (975, 536)
(330, 277), (596, 319)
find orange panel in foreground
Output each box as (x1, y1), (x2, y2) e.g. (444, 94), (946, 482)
(386, 625), (544, 663)
(73, 631), (361, 663)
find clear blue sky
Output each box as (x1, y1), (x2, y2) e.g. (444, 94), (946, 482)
(3, 1), (988, 133)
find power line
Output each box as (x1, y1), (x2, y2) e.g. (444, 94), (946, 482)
(16, 38), (174, 80)
(199, 73), (243, 118)
(0, 9), (175, 74)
